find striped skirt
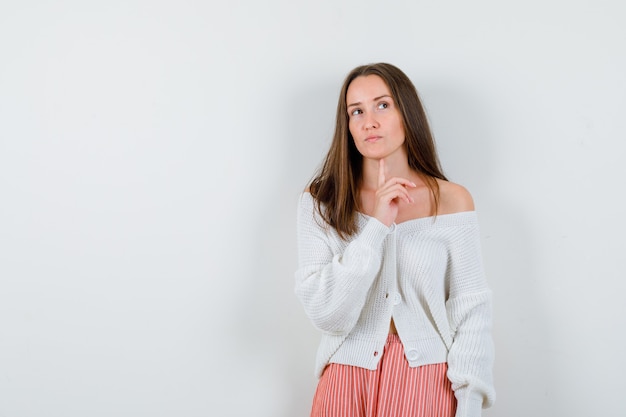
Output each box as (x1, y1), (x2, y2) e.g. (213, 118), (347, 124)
(310, 334), (456, 417)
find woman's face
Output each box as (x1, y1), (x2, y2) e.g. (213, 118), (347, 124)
(346, 75), (406, 160)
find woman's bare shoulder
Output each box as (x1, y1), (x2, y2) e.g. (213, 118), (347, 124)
(436, 179), (475, 214)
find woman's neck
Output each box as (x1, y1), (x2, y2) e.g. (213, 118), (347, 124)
(360, 154), (416, 191)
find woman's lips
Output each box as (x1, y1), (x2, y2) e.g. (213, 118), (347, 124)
(365, 135), (382, 142)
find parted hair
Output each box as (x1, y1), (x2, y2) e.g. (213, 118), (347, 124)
(308, 63), (447, 239)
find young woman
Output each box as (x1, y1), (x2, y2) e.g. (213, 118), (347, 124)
(295, 63), (495, 417)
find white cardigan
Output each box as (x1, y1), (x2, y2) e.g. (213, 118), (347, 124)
(295, 192), (495, 417)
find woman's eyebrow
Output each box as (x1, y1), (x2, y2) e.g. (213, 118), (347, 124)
(347, 95), (392, 108)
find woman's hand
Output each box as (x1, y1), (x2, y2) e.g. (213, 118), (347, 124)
(373, 159), (416, 227)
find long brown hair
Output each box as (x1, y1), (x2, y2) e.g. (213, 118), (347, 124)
(308, 63), (447, 238)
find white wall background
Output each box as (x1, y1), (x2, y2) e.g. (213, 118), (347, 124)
(1, 1), (624, 416)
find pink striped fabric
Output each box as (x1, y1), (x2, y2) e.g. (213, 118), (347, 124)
(310, 334), (456, 417)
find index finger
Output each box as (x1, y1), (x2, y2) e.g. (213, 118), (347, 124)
(378, 158), (385, 188)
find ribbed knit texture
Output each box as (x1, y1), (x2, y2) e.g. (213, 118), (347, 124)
(295, 193), (495, 417)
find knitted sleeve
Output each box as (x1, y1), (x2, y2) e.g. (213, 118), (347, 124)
(444, 221), (496, 417)
(294, 193), (391, 335)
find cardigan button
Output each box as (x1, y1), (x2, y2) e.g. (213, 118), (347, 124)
(406, 349), (420, 361)
(393, 293), (401, 305)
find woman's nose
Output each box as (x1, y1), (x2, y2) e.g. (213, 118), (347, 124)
(364, 113), (379, 129)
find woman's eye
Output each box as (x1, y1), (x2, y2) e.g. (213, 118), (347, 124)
(378, 102), (388, 110)
(351, 109), (362, 116)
